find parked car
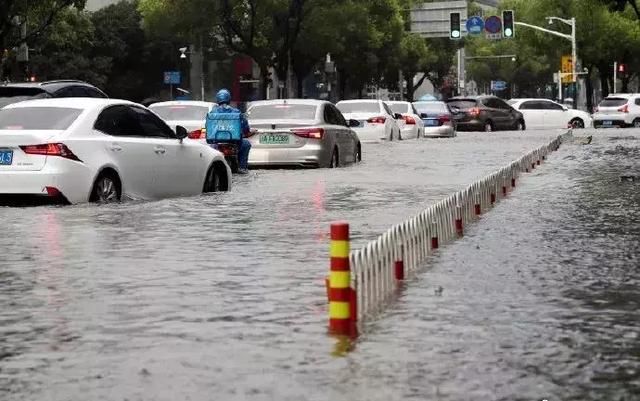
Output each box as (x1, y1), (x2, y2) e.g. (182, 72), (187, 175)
(412, 101), (456, 138)
(0, 80), (107, 108)
(245, 99), (361, 168)
(446, 95), (525, 132)
(386, 101), (424, 139)
(592, 94), (640, 128)
(149, 100), (216, 138)
(336, 99), (402, 141)
(0, 98), (230, 204)
(508, 98), (592, 129)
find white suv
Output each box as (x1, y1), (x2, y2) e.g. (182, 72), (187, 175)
(593, 94), (640, 128)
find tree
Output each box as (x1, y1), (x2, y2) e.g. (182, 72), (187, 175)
(601, 0), (640, 19)
(28, 8), (108, 87)
(391, 33), (433, 101)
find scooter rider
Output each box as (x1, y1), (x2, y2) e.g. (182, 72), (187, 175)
(206, 89), (252, 174)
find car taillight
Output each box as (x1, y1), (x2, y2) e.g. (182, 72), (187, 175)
(468, 107), (481, 117)
(438, 114), (451, 124)
(20, 143), (82, 162)
(367, 116), (386, 124)
(404, 115), (416, 125)
(618, 104), (629, 113)
(292, 128), (324, 139)
(188, 128), (205, 139)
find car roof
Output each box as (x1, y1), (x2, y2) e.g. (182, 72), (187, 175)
(149, 100), (216, 108)
(413, 100), (445, 104)
(510, 98), (556, 103)
(0, 80), (102, 93)
(386, 101), (410, 105)
(605, 93), (635, 98)
(248, 99), (329, 109)
(3, 97), (135, 110)
(336, 99), (382, 104)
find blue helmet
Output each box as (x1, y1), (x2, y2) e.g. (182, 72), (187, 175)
(215, 89), (231, 104)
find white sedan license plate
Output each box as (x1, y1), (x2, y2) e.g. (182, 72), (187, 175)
(259, 133), (290, 145)
(603, 121), (613, 126)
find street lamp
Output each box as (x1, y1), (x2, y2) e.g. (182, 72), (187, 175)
(515, 16), (578, 109)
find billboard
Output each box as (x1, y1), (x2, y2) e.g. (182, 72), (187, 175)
(410, 1), (469, 38)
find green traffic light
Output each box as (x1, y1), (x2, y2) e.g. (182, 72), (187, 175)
(504, 28), (513, 37)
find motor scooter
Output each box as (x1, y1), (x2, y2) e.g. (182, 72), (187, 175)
(210, 141), (239, 173)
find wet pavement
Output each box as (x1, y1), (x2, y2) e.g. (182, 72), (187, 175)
(1, 129), (637, 400)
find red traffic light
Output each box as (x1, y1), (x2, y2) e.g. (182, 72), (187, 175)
(618, 63), (626, 73)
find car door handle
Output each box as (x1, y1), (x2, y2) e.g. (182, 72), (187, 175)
(154, 146), (166, 154)
(109, 144), (123, 152)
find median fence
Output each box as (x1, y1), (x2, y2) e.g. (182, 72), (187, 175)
(327, 132), (570, 336)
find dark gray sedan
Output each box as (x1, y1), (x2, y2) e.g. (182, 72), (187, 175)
(246, 99), (362, 168)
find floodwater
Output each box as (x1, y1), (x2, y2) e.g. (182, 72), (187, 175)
(1, 129), (636, 400)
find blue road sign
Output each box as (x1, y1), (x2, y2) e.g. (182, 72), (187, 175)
(484, 16), (503, 34)
(466, 16), (485, 35)
(163, 71), (181, 85)
(491, 80), (507, 91)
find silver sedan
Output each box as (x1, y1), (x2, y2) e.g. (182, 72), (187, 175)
(246, 99), (362, 168)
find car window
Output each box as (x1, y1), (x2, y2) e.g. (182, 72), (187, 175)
(336, 102), (380, 113)
(635, 98), (640, 106)
(495, 99), (512, 109)
(247, 104), (317, 120)
(0, 107), (82, 130)
(446, 99), (477, 110)
(150, 105), (210, 121)
(325, 105), (346, 126)
(94, 105), (142, 137)
(131, 106), (176, 138)
(414, 102), (448, 113)
(543, 101), (564, 110)
(599, 98), (628, 107)
(323, 105), (339, 125)
(54, 87), (76, 98)
(84, 87), (108, 98)
(520, 101), (545, 110)
(389, 103), (409, 114)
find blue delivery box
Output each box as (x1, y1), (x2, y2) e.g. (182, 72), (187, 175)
(205, 111), (242, 142)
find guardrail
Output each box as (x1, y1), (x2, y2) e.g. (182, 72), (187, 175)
(327, 132), (570, 336)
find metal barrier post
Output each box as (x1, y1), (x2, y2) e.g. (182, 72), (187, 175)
(455, 205), (463, 237)
(395, 243), (405, 281)
(431, 221), (439, 249)
(329, 222), (353, 335)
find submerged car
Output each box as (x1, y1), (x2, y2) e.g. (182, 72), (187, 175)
(0, 80), (107, 108)
(387, 101), (424, 139)
(412, 101), (456, 138)
(446, 96), (525, 132)
(0, 98), (230, 204)
(336, 99), (402, 142)
(508, 98), (592, 129)
(592, 94), (640, 128)
(245, 99), (361, 168)
(148, 100), (216, 138)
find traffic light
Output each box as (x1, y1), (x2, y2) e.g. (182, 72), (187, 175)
(618, 63), (626, 73)
(502, 10), (515, 38)
(450, 12), (461, 40)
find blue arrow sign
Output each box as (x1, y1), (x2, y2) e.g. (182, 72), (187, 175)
(466, 16), (485, 35)
(484, 16), (502, 34)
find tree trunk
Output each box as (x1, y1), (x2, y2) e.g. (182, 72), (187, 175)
(295, 71), (304, 98)
(621, 76), (630, 93)
(585, 70), (594, 113)
(599, 70), (609, 98)
(259, 64), (269, 100)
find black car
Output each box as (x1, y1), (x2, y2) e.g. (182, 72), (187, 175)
(446, 95), (525, 132)
(0, 80), (108, 108)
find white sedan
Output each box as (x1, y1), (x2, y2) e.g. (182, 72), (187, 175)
(0, 98), (231, 204)
(336, 99), (402, 142)
(387, 101), (424, 139)
(508, 98), (593, 129)
(148, 100), (216, 139)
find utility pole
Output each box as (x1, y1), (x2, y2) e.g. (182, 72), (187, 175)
(613, 61), (618, 94)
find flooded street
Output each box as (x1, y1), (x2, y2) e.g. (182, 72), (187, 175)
(1, 129), (638, 400)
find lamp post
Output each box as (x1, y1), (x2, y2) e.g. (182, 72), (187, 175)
(515, 17), (578, 109)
